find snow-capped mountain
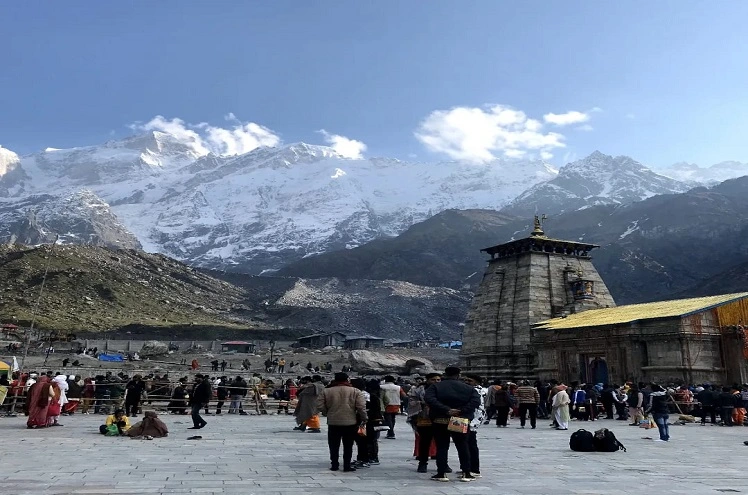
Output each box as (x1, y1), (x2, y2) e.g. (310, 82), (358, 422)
(500, 151), (691, 217)
(0, 134), (557, 273)
(662, 160), (748, 185)
(0, 190), (141, 249)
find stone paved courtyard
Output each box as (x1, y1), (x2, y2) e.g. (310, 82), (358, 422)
(2, 413), (748, 494)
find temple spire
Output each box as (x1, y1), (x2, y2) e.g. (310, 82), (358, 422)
(531, 214), (547, 237)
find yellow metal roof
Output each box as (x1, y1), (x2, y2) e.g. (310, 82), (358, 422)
(535, 292), (748, 330)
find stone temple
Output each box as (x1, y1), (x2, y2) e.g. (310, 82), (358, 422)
(461, 216), (748, 385)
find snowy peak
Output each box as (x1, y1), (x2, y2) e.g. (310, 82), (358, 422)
(662, 160), (748, 184)
(228, 142), (344, 170)
(116, 131), (204, 158)
(501, 151), (690, 216)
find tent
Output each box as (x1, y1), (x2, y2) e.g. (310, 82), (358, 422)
(0, 360), (10, 379)
(97, 354), (124, 362)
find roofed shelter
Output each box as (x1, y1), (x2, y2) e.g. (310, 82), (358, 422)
(220, 341), (256, 353)
(295, 332), (347, 349)
(344, 335), (385, 350)
(533, 292), (748, 385)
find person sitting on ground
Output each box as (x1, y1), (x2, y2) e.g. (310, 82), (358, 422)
(125, 411), (169, 439)
(100, 409), (130, 435)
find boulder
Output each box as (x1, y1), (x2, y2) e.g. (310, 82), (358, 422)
(348, 350), (435, 375)
(139, 340), (169, 357)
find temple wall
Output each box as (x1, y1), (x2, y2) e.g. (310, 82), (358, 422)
(534, 317), (729, 385)
(462, 248), (614, 380)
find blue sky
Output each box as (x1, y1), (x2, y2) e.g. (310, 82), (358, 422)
(2, 2), (748, 167)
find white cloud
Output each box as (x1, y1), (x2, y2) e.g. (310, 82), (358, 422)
(540, 151), (554, 160)
(625, 113), (636, 120)
(562, 151), (579, 164)
(131, 115), (280, 156)
(414, 104), (566, 163)
(590, 106), (603, 113)
(576, 124), (594, 132)
(319, 130), (367, 159)
(543, 110), (590, 126)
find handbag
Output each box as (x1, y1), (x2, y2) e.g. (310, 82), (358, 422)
(447, 416), (469, 434)
(357, 425), (367, 437)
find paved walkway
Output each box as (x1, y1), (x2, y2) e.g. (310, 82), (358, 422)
(2, 413), (748, 494)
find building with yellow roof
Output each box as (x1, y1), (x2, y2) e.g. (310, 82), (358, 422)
(462, 216), (748, 385)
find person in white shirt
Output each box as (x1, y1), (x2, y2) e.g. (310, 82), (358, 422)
(380, 376), (404, 439)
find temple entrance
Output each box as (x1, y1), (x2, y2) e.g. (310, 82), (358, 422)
(579, 355), (609, 385)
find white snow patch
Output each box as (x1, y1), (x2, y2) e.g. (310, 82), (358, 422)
(619, 220), (640, 239)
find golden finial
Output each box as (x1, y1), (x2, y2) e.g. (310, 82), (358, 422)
(531, 214), (547, 237)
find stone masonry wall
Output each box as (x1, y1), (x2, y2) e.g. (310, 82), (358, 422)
(462, 248), (614, 380)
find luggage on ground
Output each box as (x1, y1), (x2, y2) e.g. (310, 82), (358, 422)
(593, 428), (627, 452)
(569, 429), (595, 452)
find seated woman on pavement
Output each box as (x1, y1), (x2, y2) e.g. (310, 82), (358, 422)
(100, 409), (131, 435)
(125, 411), (169, 439)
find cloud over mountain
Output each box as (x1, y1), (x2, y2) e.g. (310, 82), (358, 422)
(415, 104), (574, 162)
(318, 130), (367, 159)
(130, 115), (280, 157)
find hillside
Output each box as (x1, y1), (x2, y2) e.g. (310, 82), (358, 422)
(0, 244), (263, 335)
(277, 209), (517, 288)
(0, 244), (471, 341)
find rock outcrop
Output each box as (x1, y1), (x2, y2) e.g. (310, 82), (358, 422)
(349, 350), (436, 375)
(139, 340), (169, 357)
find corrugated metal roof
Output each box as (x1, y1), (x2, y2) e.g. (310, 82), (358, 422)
(534, 292), (748, 330)
(221, 341), (253, 345)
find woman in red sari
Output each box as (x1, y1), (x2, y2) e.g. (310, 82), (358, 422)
(26, 376), (54, 429)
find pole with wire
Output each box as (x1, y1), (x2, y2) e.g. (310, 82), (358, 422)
(7, 236), (59, 416)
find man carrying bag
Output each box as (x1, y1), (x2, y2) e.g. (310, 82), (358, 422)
(424, 366), (480, 483)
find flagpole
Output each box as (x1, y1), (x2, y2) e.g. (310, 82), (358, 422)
(7, 237), (59, 416)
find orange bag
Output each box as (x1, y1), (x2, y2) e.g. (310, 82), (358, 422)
(305, 415), (321, 429)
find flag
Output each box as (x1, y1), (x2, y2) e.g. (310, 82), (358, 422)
(12, 356), (19, 372)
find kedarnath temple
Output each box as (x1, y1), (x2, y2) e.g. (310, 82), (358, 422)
(460, 216), (748, 385)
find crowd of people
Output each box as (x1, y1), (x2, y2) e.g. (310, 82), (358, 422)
(4, 364), (748, 482)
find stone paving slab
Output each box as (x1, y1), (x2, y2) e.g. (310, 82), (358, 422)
(2, 414), (748, 494)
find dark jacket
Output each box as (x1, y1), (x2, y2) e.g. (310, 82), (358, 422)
(424, 377), (481, 420)
(648, 390), (669, 415)
(190, 380), (212, 405)
(216, 381), (229, 400)
(718, 391), (738, 408)
(696, 389), (715, 406)
(492, 388), (513, 408)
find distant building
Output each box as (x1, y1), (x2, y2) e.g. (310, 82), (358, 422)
(295, 332), (347, 349)
(439, 340), (463, 349)
(344, 335), (386, 350)
(220, 341), (256, 353)
(391, 339), (435, 349)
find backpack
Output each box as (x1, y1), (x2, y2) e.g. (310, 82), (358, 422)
(593, 428), (626, 452)
(569, 429), (595, 452)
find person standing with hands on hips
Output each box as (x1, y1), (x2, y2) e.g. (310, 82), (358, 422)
(424, 366), (480, 483)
